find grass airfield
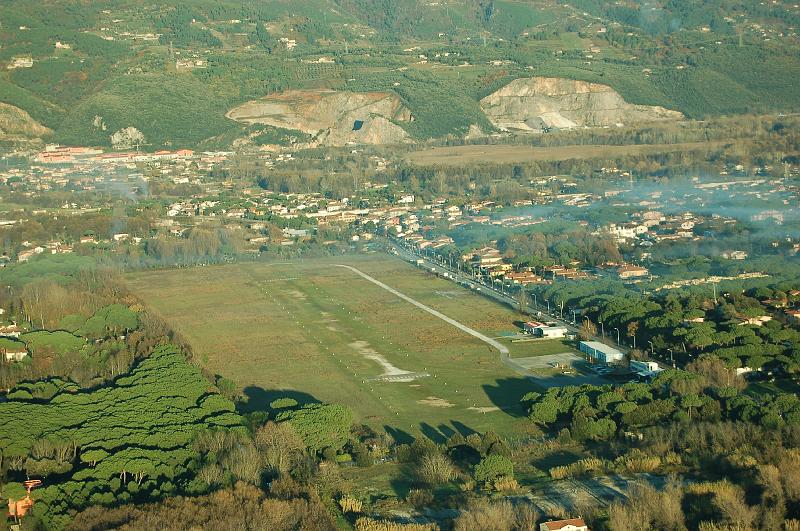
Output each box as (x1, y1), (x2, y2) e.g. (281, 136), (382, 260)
(128, 255), (575, 439)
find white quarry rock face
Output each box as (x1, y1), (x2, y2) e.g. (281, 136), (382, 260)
(111, 126), (145, 150)
(226, 90), (413, 147)
(480, 77), (683, 132)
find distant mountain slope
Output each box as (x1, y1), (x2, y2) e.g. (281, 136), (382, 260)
(54, 73), (238, 148)
(0, 0), (797, 148)
(0, 102), (52, 139)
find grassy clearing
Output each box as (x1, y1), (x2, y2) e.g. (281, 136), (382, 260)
(127, 255), (551, 439)
(507, 339), (579, 358)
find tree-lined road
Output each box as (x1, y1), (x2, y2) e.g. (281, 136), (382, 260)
(385, 238), (630, 361)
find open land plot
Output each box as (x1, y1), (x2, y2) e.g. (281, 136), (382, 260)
(509, 342), (612, 387)
(127, 255), (572, 439)
(513, 352), (583, 371)
(405, 140), (728, 166)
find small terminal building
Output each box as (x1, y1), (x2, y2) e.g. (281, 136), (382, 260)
(630, 359), (663, 380)
(524, 321), (569, 338)
(579, 340), (624, 364)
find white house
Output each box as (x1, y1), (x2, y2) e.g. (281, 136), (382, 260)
(0, 339), (28, 362)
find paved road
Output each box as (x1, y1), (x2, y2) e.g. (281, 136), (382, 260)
(334, 265), (528, 374)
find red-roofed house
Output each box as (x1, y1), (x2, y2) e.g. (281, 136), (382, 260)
(616, 264), (649, 280)
(540, 517), (589, 531)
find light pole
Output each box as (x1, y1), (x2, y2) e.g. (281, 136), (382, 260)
(599, 320), (604, 339)
(613, 327), (620, 344)
(532, 293), (537, 309)
(571, 309), (577, 324)
(648, 340), (654, 357)
(667, 348), (674, 367)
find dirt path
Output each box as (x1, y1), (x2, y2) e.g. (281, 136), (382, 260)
(335, 264), (516, 365)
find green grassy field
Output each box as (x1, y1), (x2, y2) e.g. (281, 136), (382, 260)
(126, 255), (562, 440)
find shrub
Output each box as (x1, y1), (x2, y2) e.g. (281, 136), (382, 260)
(491, 476), (520, 492)
(355, 517), (438, 531)
(549, 457), (607, 479)
(486, 440), (511, 457)
(417, 453), (456, 485)
(322, 447), (337, 461)
(465, 433), (483, 451)
(339, 495), (363, 514)
(406, 488), (434, 508)
(355, 451), (374, 468)
(474, 455), (513, 484)
(614, 450), (661, 473)
(270, 397), (298, 409)
(549, 465), (569, 480)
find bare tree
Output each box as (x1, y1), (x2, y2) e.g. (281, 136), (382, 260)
(254, 422), (304, 476)
(416, 453), (456, 485)
(517, 289), (529, 314)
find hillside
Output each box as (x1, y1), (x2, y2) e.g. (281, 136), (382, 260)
(0, 0), (798, 149)
(0, 102), (51, 139)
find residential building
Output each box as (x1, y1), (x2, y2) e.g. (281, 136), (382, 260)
(18, 247), (44, 262)
(0, 339), (28, 362)
(505, 271), (545, 285)
(7, 56), (33, 69)
(540, 517), (589, 531)
(0, 323), (21, 338)
(617, 264), (649, 280)
(786, 309), (800, 322)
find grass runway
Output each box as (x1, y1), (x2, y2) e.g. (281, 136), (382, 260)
(127, 255), (572, 439)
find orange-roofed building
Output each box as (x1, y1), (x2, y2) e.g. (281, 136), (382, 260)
(540, 517), (589, 531)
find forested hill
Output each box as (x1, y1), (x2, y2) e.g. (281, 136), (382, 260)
(1, 0), (799, 149)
